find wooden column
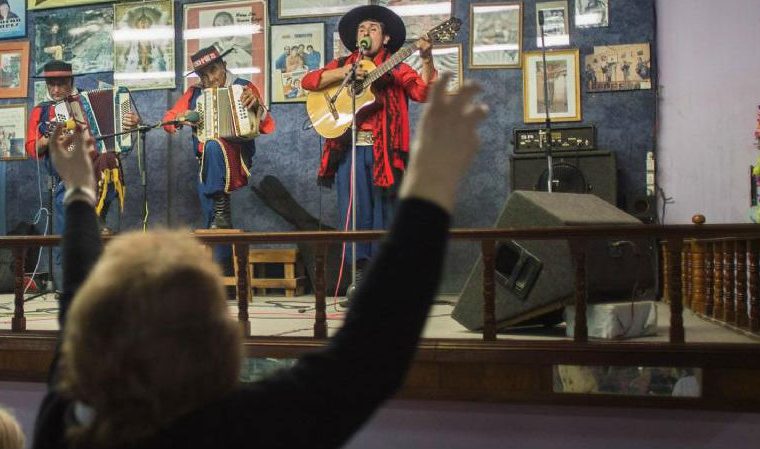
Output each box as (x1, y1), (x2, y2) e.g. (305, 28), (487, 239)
(11, 247), (26, 332)
(570, 240), (588, 343)
(749, 239), (760, 332)
(713, 240), (724, 319)
(667, 238), (685, 343)
(704, 242), (714, 317)
(481, 240), (496, 342)
(735, 240), (748, 329)
(690, 239), (707, 315)
(660, 240), (671, 303)
(313, 243), (328, 339)
(723, 240), (736, 324)
(234, 243), (250, 336)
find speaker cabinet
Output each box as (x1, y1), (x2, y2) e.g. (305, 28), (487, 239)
(451, 191), (656, 331)
(627, 195), (658, 224)
(510, 150), (617, 205)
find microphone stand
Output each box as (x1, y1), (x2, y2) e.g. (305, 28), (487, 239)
(538, 11), (554, 192)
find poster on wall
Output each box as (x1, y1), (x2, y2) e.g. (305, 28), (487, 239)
(469, 2), (521, 69)
(183, 0), (268, 101)
(33, 7), (113, 75)
(28, 0), (109, 10)
(378, 0), (452, 41)
(406, 43), (461, 94)
(270, 23), (324, 103)
(536, 1), (569, 47)
(584, 43), (651, 92)
(0, 40), (27, 98)
(0, 0), (25, 40)
(278, 0), (368, 19)
(523, 49), (581, 123)
(575, 0), (608, 28)
(332, 31), (350, 59)
(113, 0), (175, 91)
(0, 104), (27, 160)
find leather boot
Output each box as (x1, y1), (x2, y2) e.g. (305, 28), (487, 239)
(211, 193), (232, 229)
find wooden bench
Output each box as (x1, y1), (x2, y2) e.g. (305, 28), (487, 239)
(249, 248), (305, 297)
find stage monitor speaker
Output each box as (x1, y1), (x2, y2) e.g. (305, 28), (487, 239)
(510, 150), (617, 206)
(451, 191), (656, 331)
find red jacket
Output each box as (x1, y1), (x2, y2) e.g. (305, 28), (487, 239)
(301, 48), (435, 187)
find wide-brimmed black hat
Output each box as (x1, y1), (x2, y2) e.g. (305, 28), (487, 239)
(185, 45), (234, 76)
(32, 60), (76, 79)
(338, 5), (406, 53)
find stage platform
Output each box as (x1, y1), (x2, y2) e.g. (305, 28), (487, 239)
(1, 293), (757, 344)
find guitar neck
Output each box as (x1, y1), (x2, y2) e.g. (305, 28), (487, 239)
(362, 45), (416, 88)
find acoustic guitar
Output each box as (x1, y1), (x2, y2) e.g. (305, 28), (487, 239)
(305, 17), (461, 139)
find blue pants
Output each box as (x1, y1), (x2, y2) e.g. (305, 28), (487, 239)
(198, 140), (232, 267)
(336, 145), (395, 264)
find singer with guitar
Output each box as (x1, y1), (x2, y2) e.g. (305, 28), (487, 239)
(301, 5), (437, 302)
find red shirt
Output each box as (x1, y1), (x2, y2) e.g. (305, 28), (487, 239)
(301, 48), (435, 187)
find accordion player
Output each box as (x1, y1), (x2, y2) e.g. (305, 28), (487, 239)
(195, 84), (261, 143)
(52, 86), (134, 153)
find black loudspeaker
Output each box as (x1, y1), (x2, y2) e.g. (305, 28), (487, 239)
(627, 195), (658, 224)
(510, 150), (617, 205)
(451, 191), (656, 331)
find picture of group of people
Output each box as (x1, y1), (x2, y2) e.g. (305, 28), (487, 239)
(271, 23), (324, 102)
(584, 43), (652, 92)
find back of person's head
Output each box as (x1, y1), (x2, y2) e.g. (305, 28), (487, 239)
(59, 230), (242, 446)
(0, 406), (25, 449)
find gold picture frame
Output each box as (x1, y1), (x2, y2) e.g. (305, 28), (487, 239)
(522, 48), (581, 123)
(0, 40), (28, 99)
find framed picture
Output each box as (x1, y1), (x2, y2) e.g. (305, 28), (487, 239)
(0, 40), (27, 98)
(33, 7), (113, 75)
(0, 0), (25, 40)
(332, 31), (350, 59)
(278, 0), (368, 19)
(522, 48), (581, 123)
(536, 1), (569, 47)
(407, 43), (461, 94)
(113, 0), (175, 91)
(378, 0), (452, 41)
(469, 2), (521, 69)
(270, 23), (324, 103)
(584, 43), (651, 92)
(184, 0), (268, 101)
(28, 0), (109, 10)
(575, 0), (608, 28)
(0, 104), (27, 160)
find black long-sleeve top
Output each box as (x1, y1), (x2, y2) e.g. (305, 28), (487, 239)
(33, 197), (450, 448)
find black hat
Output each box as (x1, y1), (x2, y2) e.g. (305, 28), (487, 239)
(32, 60), (75, 79)
(338, 5), (406, 53)
(186, 45), (233, 76)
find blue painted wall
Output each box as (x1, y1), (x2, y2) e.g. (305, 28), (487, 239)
(2, 0), (655, 293)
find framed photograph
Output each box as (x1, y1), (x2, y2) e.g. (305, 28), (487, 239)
(378, 0), (452, 41)
(332, 31), (350, 59)
(184, 0), (268, 101)
(113, 0), (175, 91)
(584, 43), (651, 92)
(0, 104), (27, 160)
(407, 43), (461, 94)
(0, 40), (27, 98)
(33, 7), (113, 75)
(278, 0), (368, 19)
(469, 2), (521, 69)
(270, 23), (324, 103)
(575, 0), (608, 28)
(522, 48), (581, 123)
(0, 0), (25, 40)
(28, 0), (109, 10)
(536, 1), (569, 47)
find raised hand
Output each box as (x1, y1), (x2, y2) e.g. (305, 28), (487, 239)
(240, 87), (260, 109)
(400, 72), (488, 212)
(49, 124), (96, 193)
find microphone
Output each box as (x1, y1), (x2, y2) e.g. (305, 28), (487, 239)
(358, 36), (372, 51)
(538, 10), (545, 26)
(163, 110), (200, 127)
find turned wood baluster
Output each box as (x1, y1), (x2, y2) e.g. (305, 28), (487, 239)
(690, 239), (706, 315)
(683, 243), (692, 309)
(704, 242), (714, 317)
(12, 247), (26, 332)
(314, 243), (328, 339)
(667, 238), (685, 343)
(713, 241), (724, 319)
(723, 241), (736, 324)
(735, 240), (748, 329)
(234, 244), (251, 336)
(482, 240), (496, 341)
(749, 240), (760, 332)
(660, 241), (671, 303)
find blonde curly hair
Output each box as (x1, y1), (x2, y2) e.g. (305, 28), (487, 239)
(59, 230), (242, 447)
(0, 406), (24, 449)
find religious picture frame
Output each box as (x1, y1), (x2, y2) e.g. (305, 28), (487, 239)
(469, 2), (521, 69)
(522, 48), (581, 123)
(278, 0), (368, 19)
(113, 0), (175, 91)
(0, 40), (27, 98)
(33, 7), (113, 75)
(183, 0), (268, 102)
(406, 43), (462, 94)
(536, 0), (569, 47)
(0, 103), (27, 160)
(27, 0), (109, 10)
(584, 43), (651, 92)
(378, 0), (452, 41)
(575, 0), (609, 28)
(270, 23), (324, 104)
(0, 0), (25, 40)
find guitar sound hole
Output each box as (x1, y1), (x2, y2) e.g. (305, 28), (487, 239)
(352, 82), (364, 96)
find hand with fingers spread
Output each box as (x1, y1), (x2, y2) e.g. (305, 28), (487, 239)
(400, 72), (488, 212)
(49, 124), (96, 195)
